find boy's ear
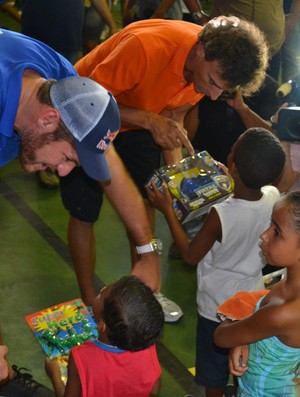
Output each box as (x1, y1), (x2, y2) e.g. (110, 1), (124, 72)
(37, 107), (60, 132)
(97, 321), (107, 333)
(229, 161), (236, 174)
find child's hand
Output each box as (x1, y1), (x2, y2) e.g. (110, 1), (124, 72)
(45, 357), (61, 380)
(215, 161), (229, 176)
(215, 161), (234, 188)
(145, 181), (173, 214)
(0, 345), (8, 381)
(228, 345), (249, 377)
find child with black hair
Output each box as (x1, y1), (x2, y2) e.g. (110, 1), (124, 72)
(214, 191), (300, 396)
(146, 127), (286, 397)
(45, 276), (164, 397)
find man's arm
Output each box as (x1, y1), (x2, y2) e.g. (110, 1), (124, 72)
(285, 0), (300, 40)
(102, 145), (161, 291)
(225, 90), (273, 131)
(150, 0), (177, 19)
(182, 0), (210, 25)
(91, 0), (118, 36)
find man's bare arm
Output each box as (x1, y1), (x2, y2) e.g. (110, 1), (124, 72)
(102, 145), (161, 291)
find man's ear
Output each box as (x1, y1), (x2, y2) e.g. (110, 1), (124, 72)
(196, 40), (205, 60)
(37, 107), (60, 132)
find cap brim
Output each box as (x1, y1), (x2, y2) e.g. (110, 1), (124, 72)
(75, 140), (111, 181)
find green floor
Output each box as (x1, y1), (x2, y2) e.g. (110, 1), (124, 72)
(0, 159), (204, 396)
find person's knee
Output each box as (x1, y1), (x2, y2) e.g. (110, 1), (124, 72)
(68, 216), (95, 231)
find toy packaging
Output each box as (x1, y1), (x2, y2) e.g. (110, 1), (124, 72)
(25, 298), (98, 383)
(148, 151), (234, 224)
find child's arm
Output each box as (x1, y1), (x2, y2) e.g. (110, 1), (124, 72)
(146, 182), (222, 264)
(45, 353), (81, 397)
(45, 358), (65, 397)
(63, 353), (81, 397)
(214, 299), (297, 349)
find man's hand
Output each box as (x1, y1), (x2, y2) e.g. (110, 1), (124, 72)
(228, 345), (249, 377)
(118, 104), (195, 155)
(150, 114), (194, 155)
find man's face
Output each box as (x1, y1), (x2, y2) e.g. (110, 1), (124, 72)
(22, 141), (79, 177)
(192, 44), (233, 100)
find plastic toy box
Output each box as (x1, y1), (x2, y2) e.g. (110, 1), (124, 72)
(148, 151), (234, 224)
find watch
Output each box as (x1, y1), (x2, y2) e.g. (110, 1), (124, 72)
(136, 238), (163, 255)
(192, 11), (204, 22)
(270, 115), (277, 131)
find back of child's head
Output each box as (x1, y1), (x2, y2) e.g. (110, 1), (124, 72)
(233, 127), (285, 189)
(103, 276), (164, 352)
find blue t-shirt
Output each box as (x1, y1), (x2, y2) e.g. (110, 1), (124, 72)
(0, 28), (77, 167)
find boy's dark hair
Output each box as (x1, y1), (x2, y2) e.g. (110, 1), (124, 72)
(200, 16), (269, 96)
(103, 276), (164, 352)
(233, 127), (286, 189)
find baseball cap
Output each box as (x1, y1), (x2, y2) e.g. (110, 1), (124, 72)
(49, 76), (120, 181)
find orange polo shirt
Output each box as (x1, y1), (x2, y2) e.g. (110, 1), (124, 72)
(75, 19), (204, 119)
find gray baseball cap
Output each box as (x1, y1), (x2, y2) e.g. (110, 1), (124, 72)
(50, 76), (120, 181)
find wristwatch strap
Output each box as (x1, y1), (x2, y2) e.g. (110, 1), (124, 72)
(136, 243), (155, 254)
(136, 238), (163, 255)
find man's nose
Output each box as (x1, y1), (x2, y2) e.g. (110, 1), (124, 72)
(210, 87), (224, 101)
(56, 162), (76, 177)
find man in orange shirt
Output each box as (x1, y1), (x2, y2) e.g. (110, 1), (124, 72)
(62, 16), (269, 321)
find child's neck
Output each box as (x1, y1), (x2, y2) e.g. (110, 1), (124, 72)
(233, 184), (263, 201)
(284, 269), (300, 293)
(98, 333), (111, 345)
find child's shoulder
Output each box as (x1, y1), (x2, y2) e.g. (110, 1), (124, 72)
(230, 185), (279, 204)
(261, 185), (280, 197)
(262, 284), (300, 320)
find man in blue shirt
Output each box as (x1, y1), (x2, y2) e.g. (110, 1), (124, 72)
(0, 28), (160, 292)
